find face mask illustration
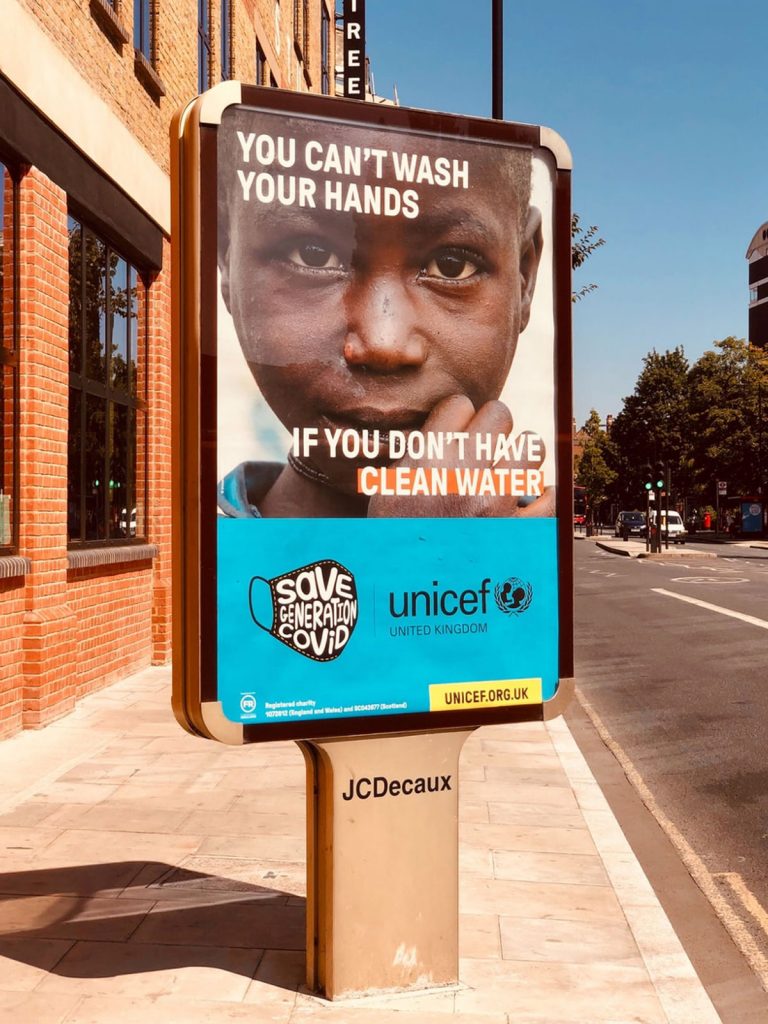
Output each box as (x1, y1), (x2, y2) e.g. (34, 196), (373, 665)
(249, 560), (358, 662)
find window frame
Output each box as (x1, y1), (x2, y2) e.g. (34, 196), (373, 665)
(0, 155), (20, 555)
(67, 213), (149, 549)
(133, 0), (154, 63)
(198, 0), (212, 93)
(220, 0), (232, 80)
(256, 40), (267, 86)
(321, 5), (331, 95)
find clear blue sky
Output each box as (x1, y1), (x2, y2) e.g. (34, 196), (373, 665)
(364, 1), (767, 426)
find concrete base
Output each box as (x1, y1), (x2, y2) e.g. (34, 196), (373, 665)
(301, 729), (473, 1000)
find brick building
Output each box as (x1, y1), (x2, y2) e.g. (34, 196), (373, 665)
(0, 0), (336, 737)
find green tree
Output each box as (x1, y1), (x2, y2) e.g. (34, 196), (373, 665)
(575, 410), (616, 523)
(688, 337), (768, 501)
(571, 213), (605, 302)
(607, 347), (692, 507)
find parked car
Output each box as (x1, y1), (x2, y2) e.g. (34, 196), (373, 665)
(614, 511), (646, 538)
(649, 510), (687, 544)
(573, 513), (587, 526)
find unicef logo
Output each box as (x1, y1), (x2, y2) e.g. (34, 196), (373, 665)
(240, 693), (257, 715)
(494, 577), (533, 615)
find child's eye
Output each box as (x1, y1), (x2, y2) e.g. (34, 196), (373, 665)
(421, 249), (483, 281)
(286, 242), (344, 271)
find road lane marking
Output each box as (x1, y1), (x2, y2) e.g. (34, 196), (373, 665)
(576, 689), (768, 984)
(682, 565), (747, 573)
(668, 576), (749, 584)
(652, 588), (768, 628)
(714, 872), (768, 936)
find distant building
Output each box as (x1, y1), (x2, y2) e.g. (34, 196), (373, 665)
(747, 221), (768, 348)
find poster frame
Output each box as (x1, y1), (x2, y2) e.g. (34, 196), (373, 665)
(171, 81), (574, 744)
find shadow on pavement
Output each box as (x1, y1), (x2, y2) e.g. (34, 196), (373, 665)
(0, 860), (305, 982)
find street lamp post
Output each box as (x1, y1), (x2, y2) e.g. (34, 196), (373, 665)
(492, 0), (503, 119)
(758, 382), (765, 535)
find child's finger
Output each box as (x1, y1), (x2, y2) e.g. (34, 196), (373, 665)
(420, 394), (476, 434)
(514, 486), (556, 518)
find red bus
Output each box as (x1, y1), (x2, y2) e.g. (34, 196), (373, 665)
(574, 485), (587, 526)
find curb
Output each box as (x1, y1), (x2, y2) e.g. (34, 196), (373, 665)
(547, 712), (722, 1023)
(595, 540), (632, 557)
(595, 540), (716, 561)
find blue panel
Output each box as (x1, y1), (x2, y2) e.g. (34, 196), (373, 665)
(217, 517), (559, 724)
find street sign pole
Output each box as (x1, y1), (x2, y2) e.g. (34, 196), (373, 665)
(716, 481), (727, 534)
(664, 464), (669, 551)
(655, 495), (660, 553)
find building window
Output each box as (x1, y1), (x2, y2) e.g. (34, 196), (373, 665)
(198, 0), (212, 93)
(67, 216), (148, 546)
(134, 0), (153, 62)
(321, 6), (330, 94)
(221, 0), (232, 79)
(0, 160), (18, 551)
(256, 40), (266, 85)
(751, 287), (758, 304)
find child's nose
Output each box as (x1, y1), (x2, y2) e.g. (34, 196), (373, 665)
(343, 274), (427, 372)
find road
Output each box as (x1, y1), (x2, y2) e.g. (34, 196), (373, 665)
(573, 538), (768, 984)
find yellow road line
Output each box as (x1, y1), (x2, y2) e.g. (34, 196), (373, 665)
(714, 872), (768, 937)
(577, 688), (768, 985)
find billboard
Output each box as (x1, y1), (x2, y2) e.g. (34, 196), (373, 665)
(172, 82), (573, 743)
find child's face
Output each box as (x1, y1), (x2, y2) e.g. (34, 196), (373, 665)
(220, 119), (541, 491)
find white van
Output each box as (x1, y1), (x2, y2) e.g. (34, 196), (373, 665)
(650, 510), (686, 544)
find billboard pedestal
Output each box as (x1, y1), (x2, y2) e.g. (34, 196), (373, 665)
(300, 729), (473, 1000)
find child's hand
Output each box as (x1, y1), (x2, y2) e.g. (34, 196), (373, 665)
(367, 395), (554, 518)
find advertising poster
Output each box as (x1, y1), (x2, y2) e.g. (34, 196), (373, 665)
(172, 85), (572, 742)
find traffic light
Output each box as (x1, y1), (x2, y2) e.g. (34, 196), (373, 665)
(654, 461), (666, 492)
(643, 464), (653, 491)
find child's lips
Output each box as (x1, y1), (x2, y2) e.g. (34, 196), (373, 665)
(323, 407), (429, 433)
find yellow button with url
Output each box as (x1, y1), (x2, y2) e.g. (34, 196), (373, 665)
(429, 679), (543, 711)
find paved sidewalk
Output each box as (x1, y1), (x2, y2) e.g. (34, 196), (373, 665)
(0, 667), (721, 1023)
